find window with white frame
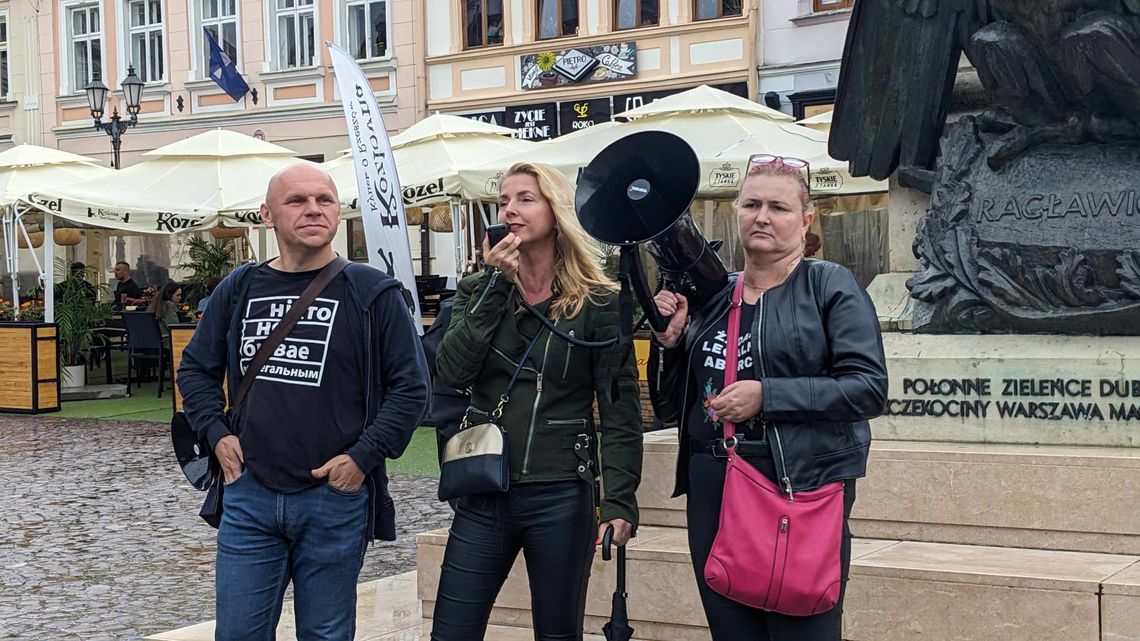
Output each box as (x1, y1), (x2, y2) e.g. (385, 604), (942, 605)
(345, 0), (388, 60)
(0, 13), (8, 98)
(125, 0), (164, 82)
(68, 4), (103, 92)
(275, 0), (316, 70)
(812, 0), (853, 11)
(201, 0), (239, 74)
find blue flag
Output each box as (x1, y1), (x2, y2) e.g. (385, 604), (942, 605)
(204, 28), (249, 102)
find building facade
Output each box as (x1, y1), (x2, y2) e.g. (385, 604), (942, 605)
(757, 0), (851, 119)
(34, 0), (424, 165)
(420, 0), (758, 140)
(11, 0), (432, 287)
(0, 0), (37, 149)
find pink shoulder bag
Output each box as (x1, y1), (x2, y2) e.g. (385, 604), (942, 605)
(702, 277), (846, 616)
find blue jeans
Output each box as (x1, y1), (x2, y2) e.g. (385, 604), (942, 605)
(215, 472), (369, 641)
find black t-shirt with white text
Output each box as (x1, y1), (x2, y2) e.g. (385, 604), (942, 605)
(236, 264), (366, 493)
(687, 302), (778, 479)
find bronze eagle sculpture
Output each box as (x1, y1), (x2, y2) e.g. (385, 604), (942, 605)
(830, 0), (1140, 190)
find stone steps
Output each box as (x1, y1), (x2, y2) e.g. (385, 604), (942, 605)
(641, 430), (1140, 555)
(416, 526), (1140, 641)
(145, 570), (634, 641)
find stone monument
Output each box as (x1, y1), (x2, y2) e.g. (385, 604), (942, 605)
(831, 0), (1140, 334)
(817, 4), (1140, 639)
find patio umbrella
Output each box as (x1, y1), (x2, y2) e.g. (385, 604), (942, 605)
(0, 145), (114, 308)
(19, 130), (315, 233)
(0, 145), (111, 203)
(615, 84), (793, 122)
(797, 110), (833, 132)
(601, 524), (634, 641)
(329, 128), (537, 210)
(389, 113), (517, 149)
(460, 108), (885, 200)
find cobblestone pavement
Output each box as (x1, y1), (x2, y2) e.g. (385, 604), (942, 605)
(0, 415), (452, 641)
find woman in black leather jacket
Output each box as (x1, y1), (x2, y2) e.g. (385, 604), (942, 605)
(648, 158), (888, 641)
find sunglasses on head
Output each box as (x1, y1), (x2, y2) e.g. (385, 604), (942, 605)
(747, 154), (812, 195)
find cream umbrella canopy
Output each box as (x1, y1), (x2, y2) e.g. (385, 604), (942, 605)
(0, 144), (103, 169)
(1, 146), (116, 311)
(796, 110), (833, 132)
(615, 84), (794, 122)
(460, 110), (885, 199)
(19, 130), (316, 233)
(328, 130), (538, 210)
(0, 145), (111, 203)
(388, 113), (517, 149)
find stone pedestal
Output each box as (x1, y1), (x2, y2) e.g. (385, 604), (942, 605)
(878, 334), (1140, 447)
(886, 174), (927, 274)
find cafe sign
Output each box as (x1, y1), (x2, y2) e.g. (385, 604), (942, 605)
(521, 42), (637, 90)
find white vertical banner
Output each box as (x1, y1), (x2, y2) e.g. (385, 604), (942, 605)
(326, 42), (422, 333)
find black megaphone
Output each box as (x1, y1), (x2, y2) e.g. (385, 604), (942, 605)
(575, 131), (728, 333)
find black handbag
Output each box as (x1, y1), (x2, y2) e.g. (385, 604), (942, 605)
(171, 257), (350, 527)
(437, 327), (544, 502)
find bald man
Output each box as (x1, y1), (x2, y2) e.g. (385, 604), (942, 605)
(178, 163), (429, 640)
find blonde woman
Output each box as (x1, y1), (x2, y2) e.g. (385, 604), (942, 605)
(432, 162), (643, 641)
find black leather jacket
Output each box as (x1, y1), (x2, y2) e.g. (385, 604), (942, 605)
(648, 259), (888, 497)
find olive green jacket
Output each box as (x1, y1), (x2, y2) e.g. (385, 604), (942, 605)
(436, 268), (643, 528)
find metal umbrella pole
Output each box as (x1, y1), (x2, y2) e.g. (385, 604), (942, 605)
(2, 204), (18, 306)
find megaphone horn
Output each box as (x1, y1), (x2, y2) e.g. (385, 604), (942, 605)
(575, 131), (728, 331)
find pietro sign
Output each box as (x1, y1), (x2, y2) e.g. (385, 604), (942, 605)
(521, 42), (637, 90)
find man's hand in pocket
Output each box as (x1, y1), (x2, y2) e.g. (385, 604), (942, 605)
(215, 435), (244, 484)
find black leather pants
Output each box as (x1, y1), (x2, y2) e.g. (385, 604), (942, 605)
(430, 481), (596, 641)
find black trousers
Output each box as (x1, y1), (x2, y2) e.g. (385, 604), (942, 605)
(430, 481), (596, 641)
(687, 452), (857, 641)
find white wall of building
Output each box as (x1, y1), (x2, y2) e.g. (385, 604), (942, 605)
(757, 0), (852, 116)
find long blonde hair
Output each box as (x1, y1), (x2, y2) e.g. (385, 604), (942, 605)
(504, 162), (617, 319)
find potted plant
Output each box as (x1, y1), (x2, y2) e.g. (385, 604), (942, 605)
(55, 259), (112, 389)
(179, 235), (237, 309)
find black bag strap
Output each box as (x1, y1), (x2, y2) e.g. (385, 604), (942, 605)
(504, 327), (545, 401)
(232, 256), (350, 410)
(472, 326), (545, 428)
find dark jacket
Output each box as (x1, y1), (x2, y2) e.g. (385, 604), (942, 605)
(419, 297), (470, 466)
(177, 261), (431, 540)
(649, 259), (888, 497)
(436, 268), (643, 528)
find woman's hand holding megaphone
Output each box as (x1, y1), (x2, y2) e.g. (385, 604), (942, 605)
(653, 290), (688, 348)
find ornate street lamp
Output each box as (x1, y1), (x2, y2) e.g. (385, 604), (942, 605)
(84, 65), (145, 169)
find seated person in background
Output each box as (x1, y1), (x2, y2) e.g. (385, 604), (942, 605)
(112, 261), (144, 309)
(196, 277), (223, 315)
(54, 262), (97, 303)
(148, 282), (183, 329)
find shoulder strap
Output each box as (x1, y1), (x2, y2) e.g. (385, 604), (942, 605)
(485, 327), (545, 422)
(721, 277), (746, 443)
(233, 256), (350, 410)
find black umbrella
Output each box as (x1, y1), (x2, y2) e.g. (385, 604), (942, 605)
(601, 524), (635, 641)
